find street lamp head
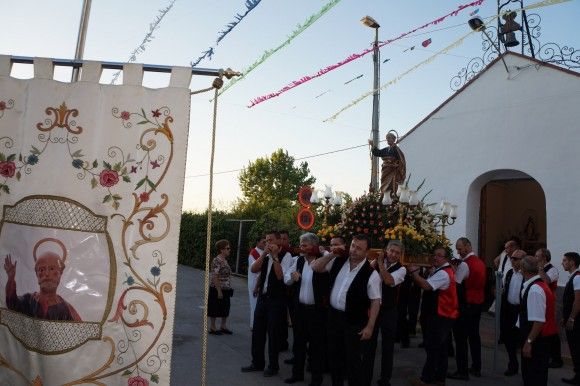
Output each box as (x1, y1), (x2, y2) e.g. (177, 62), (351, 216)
(468, 17), (485, 32)
(361, 15), (380, 29)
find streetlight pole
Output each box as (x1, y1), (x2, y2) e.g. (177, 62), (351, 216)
(361, 16), (381, 192)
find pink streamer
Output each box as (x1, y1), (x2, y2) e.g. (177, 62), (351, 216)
(248, 0), (485, 108)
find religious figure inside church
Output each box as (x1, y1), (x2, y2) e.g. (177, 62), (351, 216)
(3, 238), (82, 321)
(368, 131), (407, 195)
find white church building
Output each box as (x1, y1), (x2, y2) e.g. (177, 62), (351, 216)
(400, 52), (580, 285)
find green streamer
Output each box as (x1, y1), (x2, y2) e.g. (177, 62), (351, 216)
(217, 0), (342, 96)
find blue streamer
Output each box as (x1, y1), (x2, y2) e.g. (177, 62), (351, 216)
(191, 0), (262, 67)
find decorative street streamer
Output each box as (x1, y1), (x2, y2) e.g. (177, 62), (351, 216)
(110, 0), (177, 84)
(324, 0), (574, 122)
(324, 30), (476, 122)
(216, 0), (343, 97)
(344, 74), (364, 85)
(191, 0), (263, 67)
(246, 0), (485, 108)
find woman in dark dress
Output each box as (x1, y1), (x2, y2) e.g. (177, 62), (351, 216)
(208, 239), (233, 335)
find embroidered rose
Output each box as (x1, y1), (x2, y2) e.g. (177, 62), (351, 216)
(0, 161), (16, 178)
(120, 111), (131, 120)
(139, 191), (150, 202)
(0, 101), (6, 110)
(99, 169), (119, 187)
(127, 376), (149, 386)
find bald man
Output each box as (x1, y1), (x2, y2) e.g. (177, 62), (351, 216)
(4, 253), (81, 321)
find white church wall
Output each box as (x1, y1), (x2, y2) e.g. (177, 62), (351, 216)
(400, 54), (580, 284)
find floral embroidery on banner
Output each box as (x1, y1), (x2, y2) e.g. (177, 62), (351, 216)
(0, 101), (175, 385)
(0, 98), (14, 119)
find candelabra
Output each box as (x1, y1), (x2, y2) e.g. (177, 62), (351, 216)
(310, 185), (342, 227)
(431, 200), (458, 237)
(381, 186), (419, 239)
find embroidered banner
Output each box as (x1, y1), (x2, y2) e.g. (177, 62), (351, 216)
(0, 57), (191, 385)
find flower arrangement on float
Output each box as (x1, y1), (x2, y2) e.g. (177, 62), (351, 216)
(319, 177), (455, 262)
(317, 224), (341, 244)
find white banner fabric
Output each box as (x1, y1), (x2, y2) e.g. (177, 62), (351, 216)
(0, 57), (191, 386)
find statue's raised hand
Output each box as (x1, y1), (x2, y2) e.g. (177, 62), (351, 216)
(4, 254), (17, 279)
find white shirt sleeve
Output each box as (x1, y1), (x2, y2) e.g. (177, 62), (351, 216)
(455, 262), (469, 284)
(280, 252), (294, 276)
(546, 266), (559, 283)
(284, 258), (298, 286)
(527, 284), (547, 322)
(367, 271), (382, 300)
(573, 275), (580, 291)
(427, 269), (450, 291)
(390, 266), (407, 287)
(324, 256), (337, 272)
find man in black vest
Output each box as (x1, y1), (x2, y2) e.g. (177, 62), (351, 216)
(561, 251), (580, 385)
(242, 231), (293, 377)
(283, 232), (330, 385)
(500, 249), (525, 376)
(374, 240), (407, 386)
(312, 234), (381, 386)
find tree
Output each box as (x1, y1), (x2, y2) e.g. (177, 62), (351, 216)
(236, 148), (316, 213)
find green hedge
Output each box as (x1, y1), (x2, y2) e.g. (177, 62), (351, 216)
(178, 211), (243, 270)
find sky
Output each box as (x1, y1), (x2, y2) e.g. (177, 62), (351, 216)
(1, 0), (578, 212)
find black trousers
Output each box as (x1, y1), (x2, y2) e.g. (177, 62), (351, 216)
(566, 321), (580, 378)
(421, 315), (455, 384)
(251, 294), (285, 370)
(327, 307), (376, 386)
(396, 279), (411, 346)
(547, 332), (563, 363)
(453, 303), (482, 374)
(521, 336), (549, 386)
(500, 302), (520, 371)
(408, 282), (422, 334)
(378, 307), (398, 385)
(292, 303), (326, 385)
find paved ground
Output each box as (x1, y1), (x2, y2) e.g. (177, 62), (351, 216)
(170, 265), (574, 385)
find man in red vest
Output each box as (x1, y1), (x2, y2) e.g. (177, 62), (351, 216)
(518, 255), (557, 386)
(448, 237), (486, 380)
(536, 247), (564, 368)
(408, 246), (459, 386)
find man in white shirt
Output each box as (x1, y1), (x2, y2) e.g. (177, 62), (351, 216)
(518, 255), (557, 386)
(408, 246), (459, 386)
(536, 247), (563, 368)
(241, 231), (293, 377)
(248, 236), (265, 328)
(561, 252), (580, 385)
(490, 239), (520, 314)
(283, 233), (330, 386)
(500, 249), (525, 376)
(311, 234), (381, 386)
(374, 240), (406, 386)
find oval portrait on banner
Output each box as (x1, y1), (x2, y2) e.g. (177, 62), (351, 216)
(0, 195), (116, 355)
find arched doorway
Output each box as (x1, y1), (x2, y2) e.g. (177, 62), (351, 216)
(466, 169), (547, 267)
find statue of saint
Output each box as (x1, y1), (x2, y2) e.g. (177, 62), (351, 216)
(4, 238), (81, 321)
(368, 131), (406, 195)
